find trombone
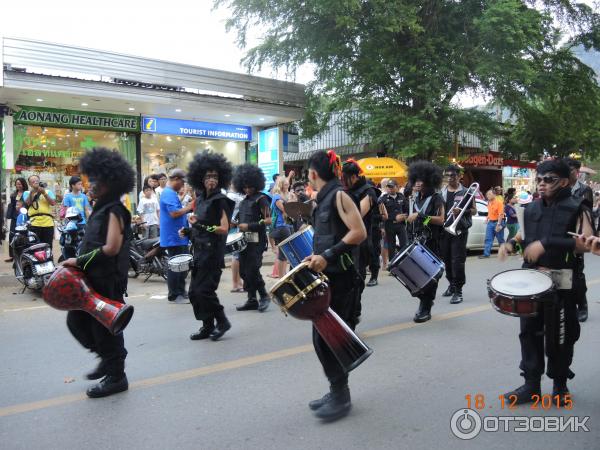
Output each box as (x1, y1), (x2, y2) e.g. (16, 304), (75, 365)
(443, 182), (479, 236)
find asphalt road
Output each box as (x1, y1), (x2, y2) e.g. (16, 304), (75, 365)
(1, 251), (599, 450)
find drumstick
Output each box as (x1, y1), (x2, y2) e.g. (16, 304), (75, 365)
(567, 232), (583, 238)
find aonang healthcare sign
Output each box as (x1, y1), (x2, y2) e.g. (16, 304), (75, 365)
(14, 106), (140, 132)
(461, 151), (504, 170)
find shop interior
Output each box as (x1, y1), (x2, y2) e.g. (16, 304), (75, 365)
(141, 134), (246, 179)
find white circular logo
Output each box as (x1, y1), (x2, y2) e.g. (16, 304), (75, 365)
(450, 408), (482, 440)
(366, 165), (374, 170)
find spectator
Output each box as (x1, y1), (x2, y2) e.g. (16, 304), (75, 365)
(292, 181), (309, 203)
(155, 173), (168, 201)
(504, 195), (519, 240)
(23, 175), (56, 250)
(160, 168), (193, 303)
(137, 186), (160, 239)
(5, 177), (28, 262)
(269, 176), (293, 279)
(62, 176), (92, 223)
(479, 189), (505, 258)
(139, 175), (158, 203)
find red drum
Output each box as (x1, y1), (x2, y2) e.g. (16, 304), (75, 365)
(42, 266), (134, 335)
(487, 269), (555, 318)
(269, 262), (372, 373)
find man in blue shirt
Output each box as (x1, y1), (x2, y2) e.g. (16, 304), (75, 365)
(160, 169), (193, 303)
(63, 176), (92, 224)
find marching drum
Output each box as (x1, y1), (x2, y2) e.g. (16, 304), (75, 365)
(270, 262), (372, 373)
(225, 232), (247, 255)
(168, 254), (193, 273)
(387, 242), (445, 295)
(42, 266), (134, 335)
(487, 269), (555, 317)
(277, 225), (314, 267)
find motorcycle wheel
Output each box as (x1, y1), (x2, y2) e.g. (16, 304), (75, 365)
(159, 256), (169, 280)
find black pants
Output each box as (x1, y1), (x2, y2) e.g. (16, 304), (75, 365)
(239, 241), (266, 299)
(354, 240), (371, 319)
(30, 225), (54, 250)
(519, 291), (580, 381)
(384, 222), (407, 261)
(574, 256), (587, 310)
(313, 269), (359, 387)
(66, 310), (127, 376)
(165, 245), (188, 300)
(440, 231), (468, 290)
(189, 261), (224, 322)
(368, 226), (382, 278)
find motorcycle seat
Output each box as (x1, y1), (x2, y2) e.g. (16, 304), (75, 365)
(139, 238), (160, 251)
(23, 243), (49, 253)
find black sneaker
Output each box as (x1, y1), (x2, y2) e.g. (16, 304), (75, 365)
(308, 392), (331, 411)
(578, 304), (588, 322)
(442, 286), (454, 297)
(366, 278), (378, 287)
(413, 300), (432, 323)
(503, 381), (541, 405)
(314, 386), (351, 421)
(210, 319), (232, 341)
(236, 298), (258, 311)
(86, 374), (129, 398)
(450, 291), (463, 304)
(552, 379), (570, 404)
(258, 296), (271, 312)
(190, 326), (215, 340)
(85, 360), (106, 380)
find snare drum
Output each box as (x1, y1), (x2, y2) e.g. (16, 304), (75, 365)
(277, 225), (314, 267)
(226, 232), (247, 254)
(168, 254), (193, 273)
(387, 242), (444, 295)
(487, 269), (555, 317)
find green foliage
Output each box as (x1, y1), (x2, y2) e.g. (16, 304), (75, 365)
(215, 0), (600, 159)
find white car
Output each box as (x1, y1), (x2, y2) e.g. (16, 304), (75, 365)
(465, 199), (510, 250)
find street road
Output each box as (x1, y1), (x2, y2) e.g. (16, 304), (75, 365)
(1, 252), (599, 449)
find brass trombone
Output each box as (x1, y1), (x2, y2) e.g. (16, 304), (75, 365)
(443, 182), (479, 236)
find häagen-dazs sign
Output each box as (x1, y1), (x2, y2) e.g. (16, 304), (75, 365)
(461, 152), (503, 169)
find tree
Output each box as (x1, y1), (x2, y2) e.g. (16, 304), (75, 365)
(501, 48), (600, 159)
(215, 0), (600, 159)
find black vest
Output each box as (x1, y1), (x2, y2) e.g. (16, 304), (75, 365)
(313, 179), (355, 274)
(238, 192), (268, 239)
(523, 189), (582, 269)
(381, 193), (407, 224)
(348, 180), (376, 235)
(80, 199), (131, 297)
(192, 191), (233, 266)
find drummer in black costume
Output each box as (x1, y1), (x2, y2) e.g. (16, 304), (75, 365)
(184, 151), (235, 341)
(498, 158), (593, 404)
(406, 161), (445, 323)
(233, 164), (272, 312)
(62, 148), (134, 398)
(439, 165), (476, 304)
(341, 159), (379, 322)
(304, 150), (367, 421)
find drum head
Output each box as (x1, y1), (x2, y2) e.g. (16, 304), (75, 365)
(270, 261), (310, 292)
(227, 232), (244, 243)
(277, 226), (312, 247)
(489, 269), (553, 297)
(169, 254), (192, 264)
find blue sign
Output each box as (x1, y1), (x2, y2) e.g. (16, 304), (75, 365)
(141, 116), (252, 141)
(258, 128), (280, 189)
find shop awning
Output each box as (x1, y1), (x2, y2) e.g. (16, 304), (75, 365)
(283, 144), (368, 162)
(357, 157), (408, 185)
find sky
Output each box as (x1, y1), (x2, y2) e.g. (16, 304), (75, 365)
(1, 0), (598, 108)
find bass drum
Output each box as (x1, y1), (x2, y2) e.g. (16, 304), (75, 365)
(387, 242), (444, 296)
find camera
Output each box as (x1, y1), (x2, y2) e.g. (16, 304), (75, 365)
(39, 182), (47, 189)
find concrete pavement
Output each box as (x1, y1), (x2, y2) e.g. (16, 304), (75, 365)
(1, 249), (599, 449)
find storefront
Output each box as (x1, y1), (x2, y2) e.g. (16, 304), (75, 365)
(460, 151), (503, 195)
(502, 159), (537, 193)
(8, 106), (139, 201)
(140, 116), (250, 180)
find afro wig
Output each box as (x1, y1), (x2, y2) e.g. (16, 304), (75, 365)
(232, 164), (266, 193)
(79, 147), (135, 198)
(187, 150), (233, 192)
(408, 161), (443, 190)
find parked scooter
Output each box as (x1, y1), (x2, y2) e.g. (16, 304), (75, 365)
(129, 221), (168, 280)
(58, 207), (86, 262)
(10, 208), (56, 291)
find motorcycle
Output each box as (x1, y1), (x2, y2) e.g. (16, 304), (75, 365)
(57, 207), (85, 262)
(10, 208), (56, 291)
(128, 221), (168, 281)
